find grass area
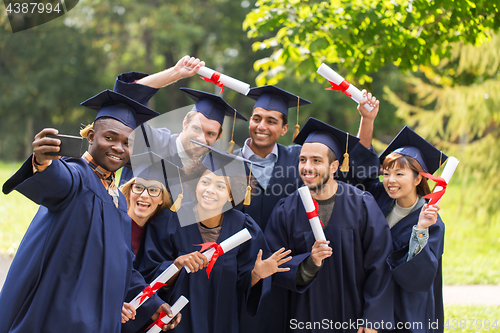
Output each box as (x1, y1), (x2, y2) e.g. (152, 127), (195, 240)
(444, 305), (500, 333)
(0, 161), (123, 254)
(439, 182), (500, 285)
(0, 162), (499, 285)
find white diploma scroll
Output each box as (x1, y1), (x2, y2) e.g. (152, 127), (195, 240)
(434, 156), (459, 205)
(316, 63), (373, 112)
(129, 264), (179, 309)
(186, 65), (251, 95)
(145, 296), (189, 333)
(185, 228), (252, 273)
(297, 186), (327, 246)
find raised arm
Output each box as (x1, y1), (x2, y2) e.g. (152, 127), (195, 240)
(356, 90), (380, 149)
(137, 56), (205, 88)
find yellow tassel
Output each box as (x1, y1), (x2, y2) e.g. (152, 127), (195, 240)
(170, 193), (183, 212)
(227, 140), (235, 153)
(293, 96), (301, 141)
(340, 153), (349, 172)
(293, 124), (300, 141)
(243, 186), (252, 205)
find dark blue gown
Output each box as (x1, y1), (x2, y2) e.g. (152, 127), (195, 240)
(265, 181), (394, 333)
(0, 156), (163, 333)
(138, 207), (272, 333)
(237, 143), (302, 333)
(350, 144), (445, 333)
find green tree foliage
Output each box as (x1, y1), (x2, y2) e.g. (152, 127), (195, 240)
(244, 0), (500, 85)
(0, 12), (108, 161)
(384, 32), (500, 223)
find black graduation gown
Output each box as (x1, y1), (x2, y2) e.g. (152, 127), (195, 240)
(238, 143), (302, 232)
(349, 144), (445, 333)
(0, 156), (163, 333)
(265, 182), (394, 333)
(237, 143), (302, 333)
(138, 207), (272, 333)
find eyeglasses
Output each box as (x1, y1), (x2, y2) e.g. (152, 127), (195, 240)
(131, 183), (162, 197)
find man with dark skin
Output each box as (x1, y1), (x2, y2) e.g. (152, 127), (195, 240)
(0, 91), (181, 332)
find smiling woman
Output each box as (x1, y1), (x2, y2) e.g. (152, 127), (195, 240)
(136, 144), (292, 333)
(120, 161), (172, 257)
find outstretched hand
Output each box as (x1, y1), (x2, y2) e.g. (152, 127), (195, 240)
(252, 248), (292, 283)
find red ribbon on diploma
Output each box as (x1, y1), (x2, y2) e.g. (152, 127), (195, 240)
(146, 311), (168, 331)
(305, 198), (325, 226)
(326, 79), (352, 97)
(419, 172), (448, 205)
(195, 242), (225, 278)
(201, 72), (224, 94)
(138, 282), (167, 305)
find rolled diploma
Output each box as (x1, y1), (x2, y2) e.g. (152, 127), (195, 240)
(129, 264), (179, 309)
(434, 156), (459, 205)
(185, 228), (252, 273)
(145, 296), (189, 333)
(297, 186), (327, 247)
(191, 66), (251, 95)
(317, 63), (373, 112)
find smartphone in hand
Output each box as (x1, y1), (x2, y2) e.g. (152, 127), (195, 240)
(45, 134), (83, 158)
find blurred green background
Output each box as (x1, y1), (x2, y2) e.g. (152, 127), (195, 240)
(1, 0), (499, 325)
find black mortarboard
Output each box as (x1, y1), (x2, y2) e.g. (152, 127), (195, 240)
(81, 89), (159, 129)
(247, 85), (311, 116)
(379, 126), (448, 174)
(191, 140), (263, 206)
(113, 72), (159, 107)
(293, 117), (359, 171)
(180, 88), (246, 125)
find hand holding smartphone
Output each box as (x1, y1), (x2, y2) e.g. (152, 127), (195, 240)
(44, 134), (83, 158)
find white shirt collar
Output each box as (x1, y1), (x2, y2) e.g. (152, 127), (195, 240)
(176, 133), (192, 167)
(241, 138), (278, 160)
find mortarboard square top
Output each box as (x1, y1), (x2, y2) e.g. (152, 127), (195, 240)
(247, 85), (311, 116)
(379, 126), (448, 174)
(180, 88), (246, 126)
(81, 89), (159, 129)
(135, 160), (168, 189)
(113, 72), (158, 107)
(293, 117), (359, 163)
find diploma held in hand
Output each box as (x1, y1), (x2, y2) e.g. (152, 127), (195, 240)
(421, 156), (459, 205)
(186, 65), (251, 95)
(145, 296), (189, 333)
(297, 186), (328, 247)
(317, 63), (373, 112)
(185, 228), (252, 274)
(129, 264), (179, 309)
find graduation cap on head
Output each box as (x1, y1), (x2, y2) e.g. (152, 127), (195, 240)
(293, 117), (360, 172)
(379, 126), (448, 174)
(181, 87), (247, 152)
(190, 139), (264, 206)
(81, 89), (159, 129)
(247, 85), (312, 140)
(131, 150), (186, 212)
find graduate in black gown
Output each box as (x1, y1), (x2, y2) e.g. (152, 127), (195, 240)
(265, 118), (394, 333)
(237, 85), (311, 333)
(0, 90), (180, 332)
(350, 95), (447, 333)
(138, 143), (292, 333)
